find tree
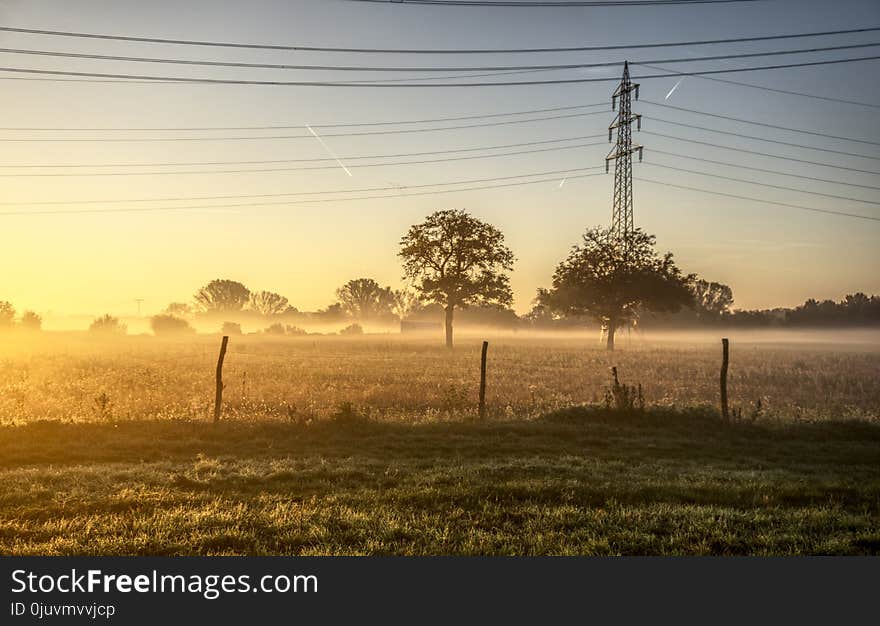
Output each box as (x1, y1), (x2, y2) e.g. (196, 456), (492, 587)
(89, 314), (127, 335)
(335, 278), (395, 320)
(539, 227), (693, 350)
(399, 210), (515, 348)
(164, 302), (193, 317)
(194, 279), (250, 313)
(249, 290), (290, 316)
(150, 314), (195, 336)
(393, 288), (423, 321)
(692, 279), (734, 320)
(0, 301), (15, 329)
(20, 311), (42, 331)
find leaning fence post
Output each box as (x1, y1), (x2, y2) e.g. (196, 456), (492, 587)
(479, 341), (489, 420)
(720, 338), (729, 421)
(214, 335), (229, 423)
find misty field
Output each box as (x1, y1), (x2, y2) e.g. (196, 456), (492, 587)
(0, 332), (878, 555)
(1, 331), (879, 424)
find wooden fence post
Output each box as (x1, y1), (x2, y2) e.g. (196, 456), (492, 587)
(720, 338), (729, 421)
(214, 335), (229, 423)
(479, 341), (488, 420)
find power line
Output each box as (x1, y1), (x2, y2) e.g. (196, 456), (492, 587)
(1, 54), (879, 86)
(344, 0), (763, 5)
(648, 117), (880, 160)
(1, 25), (872, 54)
(0, 102), (605, 132)
(636, 176), (880, 222)
(0, 169), (609, 216)
(0, 139), (608, 177)
(2, 41), (877, 73)
(0, 134), (598, 169)
(643, 162), (880, 206)
(636, 62), (880, 109)
(644, 131), (880, 175)
(0, 111), (607, 141)
(641, 100), (880, 146)
(649, 149), (880, 192)
(2, 164), (599, 205)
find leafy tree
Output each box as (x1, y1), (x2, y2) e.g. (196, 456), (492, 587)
(0, 301), (15, 329)
(393, 288), (423, 321)
(194, 279), (250, 313)
(164, 302), (194, 317)
(399, 210), (515, 348)
(150, 314), (195, 336)
(89, 314), (127, 335)
(249, 290), (290, 316)
(539, 227), (693, 350)
(339, 323), (364, 336)
(692, 279), (734, 320)
(335, 278), (395, 320)
(20, 311), (42, 331)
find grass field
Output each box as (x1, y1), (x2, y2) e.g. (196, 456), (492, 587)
(1, 331), (879, 424)
(1, 331), (878, 555)
(0, 409), (878, 555)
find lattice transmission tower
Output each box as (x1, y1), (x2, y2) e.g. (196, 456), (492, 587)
(605, 61), (643, 253)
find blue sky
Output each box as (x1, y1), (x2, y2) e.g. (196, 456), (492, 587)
(0, 0), (878, 316)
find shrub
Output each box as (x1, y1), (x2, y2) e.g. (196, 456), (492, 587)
(0, 301), (14, 329)
(285, 325), (307, 336)
(221, 321), (242, 335)
(150, 314), (194, 336)
(20, 311), (42, 331)
(339, 323), (364, 336)
(264, 323), (286, 336)
(604, 367), (644, 412)
(89, 314), (127, 335)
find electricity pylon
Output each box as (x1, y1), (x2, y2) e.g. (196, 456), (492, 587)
(605, 60), (643, 254)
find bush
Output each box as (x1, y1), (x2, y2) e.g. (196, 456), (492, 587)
(0, 301), (14, 329)
(285, 325), (307, 336)
(264, 323), (286, 336)
(339, 323), (364, 336)
(89, 314), (127, 335)
(20, 311), (42, 331)
(221, 321), (242, 335)
(150, 314), (194, 336)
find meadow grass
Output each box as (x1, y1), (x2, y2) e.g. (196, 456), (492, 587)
(1, 331), (878, 424)
(1, 408), (878, 555)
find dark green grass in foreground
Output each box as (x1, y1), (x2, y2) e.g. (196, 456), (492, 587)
(1, 409), (878, 555)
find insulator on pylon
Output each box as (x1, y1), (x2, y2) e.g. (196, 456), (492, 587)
(635, 85), (640, 100)
(611, 95), (617, 111)
(636, 115), (642, 131)
(608, 128), (613, 142)
(638, 147), (644, 162)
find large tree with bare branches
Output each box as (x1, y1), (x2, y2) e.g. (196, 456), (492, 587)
(399, 210), (514, 348)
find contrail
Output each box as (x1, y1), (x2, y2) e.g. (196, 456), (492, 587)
(306, 124), (352, 176)
(665, 77), (684, 99)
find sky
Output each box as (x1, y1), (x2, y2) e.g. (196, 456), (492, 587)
(0, 0), (878, 320)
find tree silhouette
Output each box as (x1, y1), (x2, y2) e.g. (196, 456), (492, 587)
(335, 278), (395, 320)
(194, 279), (250, 313)
(399, 210), (514, 348)
(89, 314), (127, 335)
(692, 279), (734, 320)
(249, 291), (289, 316)
(393, 288), (423, 321)
(0, 301), (14, 329)
(539, 227), (693, 350)
(164, 302), (193, 317)
(20, 311), (42, 331)
(150, 314), (194, 336)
